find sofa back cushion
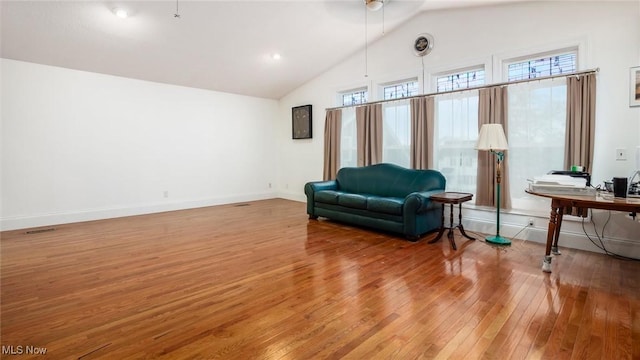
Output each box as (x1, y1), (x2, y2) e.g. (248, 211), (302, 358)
(335, 163), (445, 198)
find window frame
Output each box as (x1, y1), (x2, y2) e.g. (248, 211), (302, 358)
(499, 46), (580, 214)
(337, 87), (369, 107)
(432, 65), (487, 93)
(339, 107), (357, 169)
(493, 39), (586, 82)
(381, 99), (412, 168)
(432, 89), (481, 198)
(379, 78), (420, 101)
(502, 48), (579, 82)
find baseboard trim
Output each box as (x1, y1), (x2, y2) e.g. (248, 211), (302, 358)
(1, 192), (276, 231)
(279, 195), (639, 257)
(5, 196), (638, 259)
(277, 192), (306, 203)
(464, 217), (640, 258)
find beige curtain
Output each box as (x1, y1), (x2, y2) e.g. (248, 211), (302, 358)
(564, 73), (596, 173)
(356, 104), (383, 166)
(410, 96), (435, 169)
(476, 86), (512, 209)
(323, 109), (342, 180)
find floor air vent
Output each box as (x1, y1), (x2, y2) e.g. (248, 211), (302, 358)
(234, 204), (250, 207)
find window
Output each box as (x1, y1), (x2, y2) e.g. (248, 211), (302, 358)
(502, 49), (577, 211)
(340, 88), (368, 106)
(435, 68), (485, 93)
(508, 78), (567, 210)
(430, 67), (484, 195)
(338, 88), (367, 169)
(377, 79), (417, 168)
(382, 100), (411, 168)
(433, 91), (480, 196)
(340, 107), (357, 168)
(383, 80), (419, 100)
(506, 51), (577, 81)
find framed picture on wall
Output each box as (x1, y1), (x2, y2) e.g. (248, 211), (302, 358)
(292, 104), (312, 139)
(630, 66), (640, 107)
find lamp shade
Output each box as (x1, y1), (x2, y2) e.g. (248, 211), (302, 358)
(476, 124), (509, 151)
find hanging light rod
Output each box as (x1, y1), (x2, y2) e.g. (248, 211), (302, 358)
(174, 0), (181, 18)
(363, 0), (389, 77)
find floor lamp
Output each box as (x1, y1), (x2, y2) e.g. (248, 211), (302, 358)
(476, 124), (511, 245)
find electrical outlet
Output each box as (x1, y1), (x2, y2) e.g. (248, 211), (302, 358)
(163, 190), (169, 198)
(528, 218), (534, 226)
(616, 148), (627, 161)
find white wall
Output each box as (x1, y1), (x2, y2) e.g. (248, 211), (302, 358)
(1, 59), (278, 230)
(277, 1), (640, 255)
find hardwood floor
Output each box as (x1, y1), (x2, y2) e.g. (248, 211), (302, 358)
(1, 199), (639, 359)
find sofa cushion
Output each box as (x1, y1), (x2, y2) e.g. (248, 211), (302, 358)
(315, 202), (403, 223)
(337, 193), (368, 209)
(367, 196), (404, 215)
(315, 190), (340, 205)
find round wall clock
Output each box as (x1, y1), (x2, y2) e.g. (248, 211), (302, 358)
(414, 33), (434, 57)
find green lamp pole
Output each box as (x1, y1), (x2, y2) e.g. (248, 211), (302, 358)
(486, 150), (511, 245)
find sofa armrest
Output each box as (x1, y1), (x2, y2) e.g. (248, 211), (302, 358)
(304, 180), (338, 218)
(304, 180), (338, 196)
(404, 190), (445, 213)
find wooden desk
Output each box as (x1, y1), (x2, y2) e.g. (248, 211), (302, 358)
(526, 190), (640, 272)
(428, 192), (475, 250)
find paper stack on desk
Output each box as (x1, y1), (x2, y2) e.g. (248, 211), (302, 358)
(528, 175), (595, 195)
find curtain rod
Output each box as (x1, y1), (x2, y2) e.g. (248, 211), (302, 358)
(325, 67), (600, 111)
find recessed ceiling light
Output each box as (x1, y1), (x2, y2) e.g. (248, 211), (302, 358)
(114, 8), (128, 19)
(272, 53), (282, 60)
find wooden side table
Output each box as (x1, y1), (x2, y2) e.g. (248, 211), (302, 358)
(428, 192), (475, 250)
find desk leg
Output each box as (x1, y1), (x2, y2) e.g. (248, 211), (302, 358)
(542, 200), (560, 273)
(428, 204), (446, 244)
(551, 210), (563, 255)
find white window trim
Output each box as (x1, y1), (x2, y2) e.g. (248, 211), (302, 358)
(373, 70), (422, 100)
(378, 77), (420, 101)
(426, 57), (492, 94)
(502, 48), (578, 82)
(432, 66), (487, 94)
(333, 79), (371, 106)
(336, 86), (370, 107)
(492, 37), (587, 82)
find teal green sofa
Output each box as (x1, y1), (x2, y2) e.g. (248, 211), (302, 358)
(304, 163), (446, 240)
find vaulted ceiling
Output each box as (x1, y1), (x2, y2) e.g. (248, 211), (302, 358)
(1, 1), (522, 99)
